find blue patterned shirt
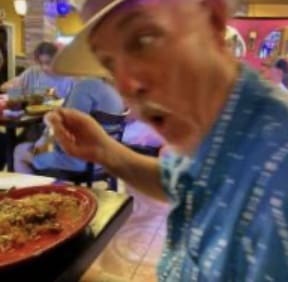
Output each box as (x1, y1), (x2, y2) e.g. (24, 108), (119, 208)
(158, 65), (288, 282)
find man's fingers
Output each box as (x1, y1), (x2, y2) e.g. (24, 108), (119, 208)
(45, 110), (75, 142)
(45, 110), (63, 127)
(53, 124), (75, 144)
(55, 137), (80, 158)
(60, 108), (96, 128)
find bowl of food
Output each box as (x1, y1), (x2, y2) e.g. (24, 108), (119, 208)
(0, 185), (97, 270)
(27, 94), (45, 106)
(26, 104), (55, 115)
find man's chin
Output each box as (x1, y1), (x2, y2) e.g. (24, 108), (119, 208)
(171, 146), (192, 156)
(168, 138), (199, 156)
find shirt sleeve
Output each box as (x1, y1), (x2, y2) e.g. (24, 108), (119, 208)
(160, 151), (187, 202)
(64, 80), (96, 113)
(62, 78), (75, 99)
(17, 67), (36, 92)
(6, 67), (35, 97)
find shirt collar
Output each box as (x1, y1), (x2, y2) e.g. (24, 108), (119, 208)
(188, 63), (251, 179)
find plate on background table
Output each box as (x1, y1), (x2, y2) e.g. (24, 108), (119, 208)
(26, 105), (56, 115)
(0, 185), (97, 270)
(44, 98), (64, 107)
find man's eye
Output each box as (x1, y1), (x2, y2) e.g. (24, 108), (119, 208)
(138, 35), (155, 47)
(127, 33), (157, 52)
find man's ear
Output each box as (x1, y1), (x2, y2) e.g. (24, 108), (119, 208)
(201, 0), (228, 33)
(202, 0), (239, 15)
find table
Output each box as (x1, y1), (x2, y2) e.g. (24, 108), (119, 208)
(0, 115), (43, 171)
(0, 173), (133, 282)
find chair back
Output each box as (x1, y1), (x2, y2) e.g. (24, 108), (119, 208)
(90, 109), (129, 141)
(36, 109), (130, 189)
(83, 109), (130, 187)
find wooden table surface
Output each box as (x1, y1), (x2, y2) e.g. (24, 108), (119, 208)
(0, 173), (133, 282)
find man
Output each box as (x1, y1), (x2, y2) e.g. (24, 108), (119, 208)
(48, 0), (288, 281)
(14, 78), (124, 173)
(273, 58), (288, 92)
(2, 42), (74, 98)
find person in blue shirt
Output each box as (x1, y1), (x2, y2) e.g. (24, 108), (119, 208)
(14, 78), (124, 173)
(2, 42), (74, 98)
(2, 42), (75, 145)
(47, 0), (288, 281)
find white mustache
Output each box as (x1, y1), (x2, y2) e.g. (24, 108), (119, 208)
(139, 102), (172, 116)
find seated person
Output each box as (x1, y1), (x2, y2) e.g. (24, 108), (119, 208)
(14, 78), (125, 174)
(2, 41), (75, 99)
(3, 42), (76, 144)
(271, 58), (288, 92)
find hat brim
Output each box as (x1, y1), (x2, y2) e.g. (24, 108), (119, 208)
(52, 0), (126, 77)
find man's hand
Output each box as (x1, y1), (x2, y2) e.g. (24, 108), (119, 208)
(45, 108), (114, 164)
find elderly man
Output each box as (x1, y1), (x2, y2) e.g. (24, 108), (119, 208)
(48, 0), (288, 281)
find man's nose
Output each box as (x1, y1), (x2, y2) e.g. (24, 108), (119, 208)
(114, 64), (148, 99)
(116, 76), (145, 96)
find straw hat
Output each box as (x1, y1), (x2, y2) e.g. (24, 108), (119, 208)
(53, 0), (126, 77)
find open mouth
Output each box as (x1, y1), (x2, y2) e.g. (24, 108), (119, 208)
(140, 103), (171, 129)
(149, 115), (165, 127)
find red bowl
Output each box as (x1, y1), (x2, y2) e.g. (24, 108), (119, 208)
(0, 185), (97, 270)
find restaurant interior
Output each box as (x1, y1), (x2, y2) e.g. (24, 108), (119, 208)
(0, 0), (287, 281)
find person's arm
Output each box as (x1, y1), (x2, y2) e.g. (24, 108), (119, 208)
(1, 67), (32, 93)
(1, 77), (21, 92)
(62, 82), (168, 200)
(101, 137), (166, 202)
(46, 109), (167, 202)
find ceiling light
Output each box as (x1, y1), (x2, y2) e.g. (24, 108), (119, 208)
(14, 0), (28, 16)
